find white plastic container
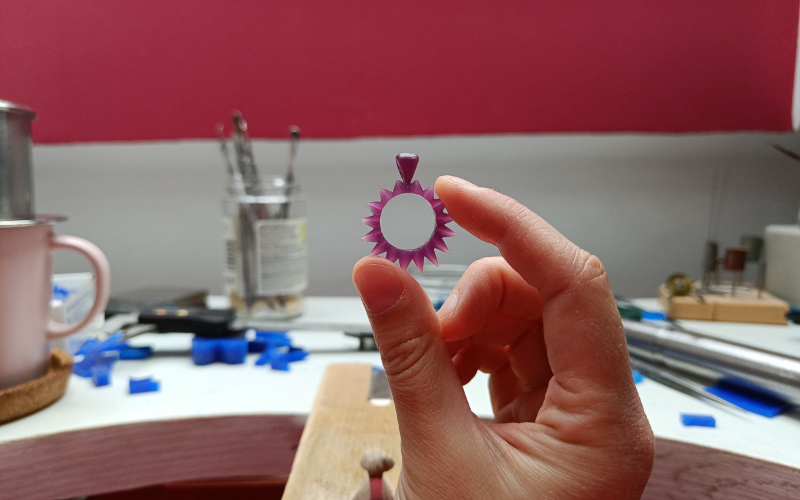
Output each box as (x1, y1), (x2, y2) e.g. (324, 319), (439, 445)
(764, 224), (800, 307)
(50, 272), (104, 354)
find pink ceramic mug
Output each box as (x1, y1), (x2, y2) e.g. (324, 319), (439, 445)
(0, 216), (110, 390)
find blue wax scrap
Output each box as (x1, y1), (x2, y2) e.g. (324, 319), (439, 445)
(253, 333), (308, 371)
(119, 345), (153, 360)
(219, 338), (248, 364)
(53, 284), (72, 301)
(74, 345), (119, 378)
(191, 337), (217, 365)
(91, 364), (111, 387)
(271, 356), (290, 371)
(255, 348), (278, 366)
(632, 369), (644, 384)
(129, 377), (160, 394)
(641, 310), (667, 321)
(248, 339), (268, 353)
(681, 414), (716, 427)
(255, 331), (291, 348)
(191, 337), (247, 365)
(283, 348), (309, 363)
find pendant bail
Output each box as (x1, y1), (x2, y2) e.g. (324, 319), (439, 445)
(396, 153), (419, 185)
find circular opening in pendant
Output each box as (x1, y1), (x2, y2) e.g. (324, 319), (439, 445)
(380, 193), (436, 250)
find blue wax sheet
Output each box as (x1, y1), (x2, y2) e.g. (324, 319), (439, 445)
(705, 379), (791, 418)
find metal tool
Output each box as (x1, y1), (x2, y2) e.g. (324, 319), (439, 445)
(624, 319), (800, 406)
(286, 126), (300, 187)
(773, 143), (800, 163)
(104, 307), (238, 342)
(238, 204), (258, 312)
(225, 114), (260, 311)
(230, 112), (248, 189)
(218, 114), (306, 318)
(702, 168), (728, 289)
(740, 235), (765, 298)
(270, 127), (302, 313)
(368, 368), (392, 406)
(701, 241), (718, 288)
(232, 111), (261, 194)
(723, 246), (747, 294)
(707, 168), (728, 245)
(216, 123), (245, 194)
(629, 356), (749, 416)
(0, 100), (37, 221)
(740, 236), (763, 263)
(120, 323), (157, 342)
(279, 126), (301, 219)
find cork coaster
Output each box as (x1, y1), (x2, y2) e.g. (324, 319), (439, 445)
(0, 349), (72, 425)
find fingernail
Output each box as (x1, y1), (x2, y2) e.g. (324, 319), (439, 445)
(437, 291), (458, 318)
(354, 264), (404, 314)
(440, 175), (476, 188)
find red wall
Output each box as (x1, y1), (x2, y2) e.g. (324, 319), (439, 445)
(1, 1), (798, 143)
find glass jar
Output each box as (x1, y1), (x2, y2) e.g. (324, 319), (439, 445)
(222, 176), (307, 319)
(408, 264), (467, 310)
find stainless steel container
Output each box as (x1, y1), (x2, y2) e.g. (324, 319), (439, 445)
(0, 100), (37, 220)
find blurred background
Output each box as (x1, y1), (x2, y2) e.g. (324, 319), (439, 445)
(2, 0), (799, 297)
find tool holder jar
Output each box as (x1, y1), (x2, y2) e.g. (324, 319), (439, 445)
(223, 177), (307, 319)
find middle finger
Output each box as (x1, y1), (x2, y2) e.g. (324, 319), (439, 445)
(438, 257), (544, 347)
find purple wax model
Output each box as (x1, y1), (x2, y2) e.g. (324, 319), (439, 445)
(361, 153), (456, 272)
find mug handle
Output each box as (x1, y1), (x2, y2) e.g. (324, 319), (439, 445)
(46, 235), (111, 340)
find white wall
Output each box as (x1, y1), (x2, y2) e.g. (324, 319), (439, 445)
(33, 132), (800, 299)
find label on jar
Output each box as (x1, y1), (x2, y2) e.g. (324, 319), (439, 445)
(222, 215), (240, 295)
(254, 218), (308, 296)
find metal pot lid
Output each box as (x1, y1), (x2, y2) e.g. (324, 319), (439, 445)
(0, 100), (37, 120)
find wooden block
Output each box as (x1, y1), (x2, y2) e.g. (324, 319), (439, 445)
(711, 292), (789, 325)
(658, 286), (714, 320)
(282, 364), (401, 500)
(658, 284), (789, 325)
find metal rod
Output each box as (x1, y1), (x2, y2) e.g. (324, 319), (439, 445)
(280, 126), (301, 220)
(629, 356), (750, 416)
(623, 319), (800, 406)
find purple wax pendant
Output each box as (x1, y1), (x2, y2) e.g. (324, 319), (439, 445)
(361, 154), (456, 272)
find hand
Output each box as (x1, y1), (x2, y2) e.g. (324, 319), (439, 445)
(352, 176), (654, 500)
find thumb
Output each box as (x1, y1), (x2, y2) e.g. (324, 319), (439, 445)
(353, 256), (477, 465)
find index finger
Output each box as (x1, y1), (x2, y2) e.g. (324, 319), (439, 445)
(435, 176), (631, 392)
